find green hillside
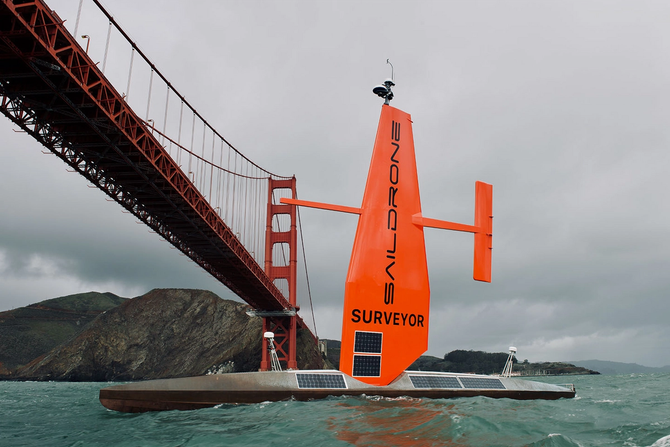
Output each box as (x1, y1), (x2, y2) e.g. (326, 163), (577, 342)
(33, 291), (126, 313)
(0, 292), (127, 375)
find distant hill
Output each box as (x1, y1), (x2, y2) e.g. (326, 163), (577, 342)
(569, 360), (670, 375)
(0, 292), (127, 374)
(409, 351), (598, 376)
(319, 343), (597, 376)
(2, 289), (325, 381)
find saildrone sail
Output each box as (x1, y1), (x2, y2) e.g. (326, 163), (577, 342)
(282, 104), (492, 386)
(336, 105), (429, 385)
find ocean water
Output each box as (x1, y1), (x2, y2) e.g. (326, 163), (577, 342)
(1, 374), (669, 447)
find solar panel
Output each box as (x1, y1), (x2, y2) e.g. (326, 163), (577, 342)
(354, 331), (382, 354)
(352, 355), (381, 377)
(459, 377), (506, 389)
(409, 375), (462, 389)
(296, 373), (347, 389)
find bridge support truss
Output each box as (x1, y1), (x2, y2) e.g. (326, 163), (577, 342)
(261, 177), (298, 370)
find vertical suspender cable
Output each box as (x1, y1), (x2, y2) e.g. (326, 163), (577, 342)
(188, 113), (195, 177)
(145, 69), (154, 120)
(297, 204), (318, 338)
(250, 175), (258, 259)
(216, 140), (224, 214)
(209, 135), (215, 202)
(258, 176), (262, 260)
(102, 21), (112, 73)
(161, 86), (169, 147)
(225, 146), (231, 222)
(240, 170), (246, 244)
(240, 165), (245, 235)
(231, 153), (237, 229)
(176, 101), (184, 166)
(73, 0), (84, 40)
(253, 173), (258, 260)
(257, 175), (262, 260)
(201, 124), (207, 193)
(242, 164), (249, 244)
(125, 48), (135, 101)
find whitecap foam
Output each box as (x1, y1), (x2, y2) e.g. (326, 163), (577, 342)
(650, 434), (670, 447)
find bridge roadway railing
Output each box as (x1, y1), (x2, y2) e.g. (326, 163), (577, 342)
(0, 0), (306, 324)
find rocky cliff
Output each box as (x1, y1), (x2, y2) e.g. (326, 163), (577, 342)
(5, 289), (324, 381)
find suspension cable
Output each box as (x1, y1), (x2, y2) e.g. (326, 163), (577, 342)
(297, 202), (318, 338)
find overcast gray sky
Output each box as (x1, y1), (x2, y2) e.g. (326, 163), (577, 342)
(1, 0), (669, 367)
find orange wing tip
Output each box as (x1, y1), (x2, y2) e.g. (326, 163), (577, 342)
(412, 181), (493, 283)
(473, 181), (493, 282)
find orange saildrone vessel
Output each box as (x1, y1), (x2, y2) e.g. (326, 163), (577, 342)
(100, 78), (574, 412)
(282, 97), (491, 387)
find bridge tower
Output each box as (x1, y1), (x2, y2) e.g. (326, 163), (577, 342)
(261, 177), (299, 370)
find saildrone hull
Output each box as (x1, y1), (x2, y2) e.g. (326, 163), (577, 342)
(99, 370), (575, 413)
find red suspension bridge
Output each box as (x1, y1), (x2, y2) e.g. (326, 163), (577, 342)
(0, 0), (313, 370)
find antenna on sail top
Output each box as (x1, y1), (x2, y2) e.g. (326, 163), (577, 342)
(372, 59), (395, 104)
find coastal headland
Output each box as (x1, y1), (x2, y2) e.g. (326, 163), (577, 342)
(1, 289), (597, 380)
(0, 289), (324, 381)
